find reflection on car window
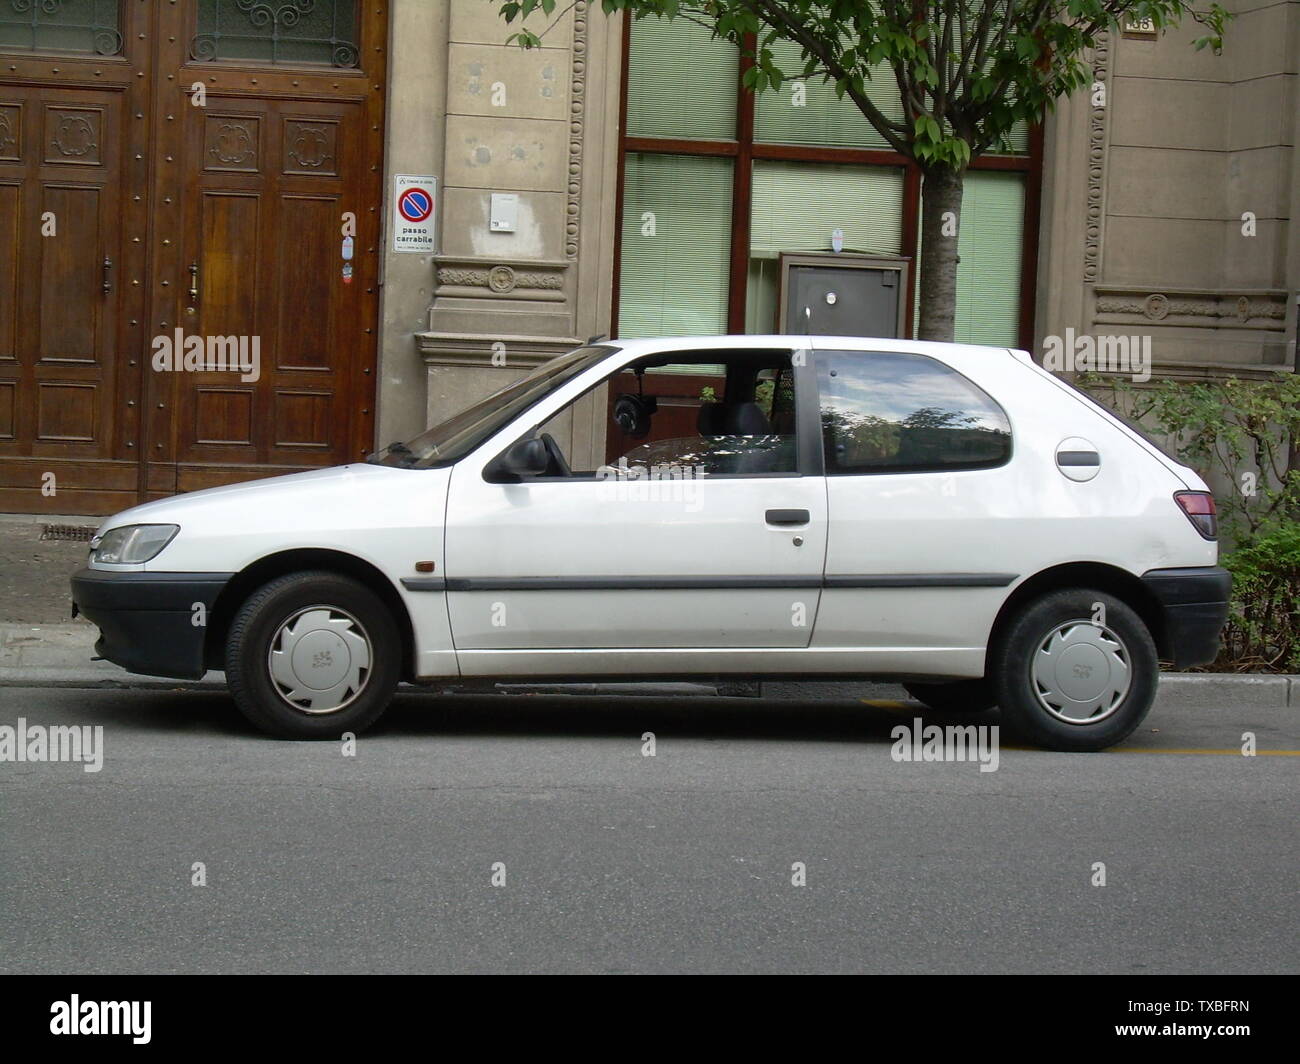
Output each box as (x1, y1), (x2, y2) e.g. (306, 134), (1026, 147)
(817, 350), (1011, 474)
(617, 433), (796, 478)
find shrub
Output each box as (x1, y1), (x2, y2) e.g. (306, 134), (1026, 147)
(1078, 372), (1299, 672)
(1219, 522), (1300, 672)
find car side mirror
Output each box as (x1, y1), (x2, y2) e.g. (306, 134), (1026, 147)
(487, 437), (549, 481)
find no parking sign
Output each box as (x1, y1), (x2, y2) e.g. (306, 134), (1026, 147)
(392, 174), (436, 253)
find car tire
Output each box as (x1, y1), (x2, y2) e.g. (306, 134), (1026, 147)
(225, 570), (400, 739)
(903, 679), (997, 713)
(992, 589), (1158, 751)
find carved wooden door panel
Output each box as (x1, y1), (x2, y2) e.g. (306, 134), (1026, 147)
(0, 1), (385, 512)
(0, 1), (147, 514)
(144, 1), (386, 497)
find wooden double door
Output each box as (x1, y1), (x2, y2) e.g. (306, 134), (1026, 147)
(0, 0), (386, 514)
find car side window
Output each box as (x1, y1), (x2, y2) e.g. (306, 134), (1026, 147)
(533, 351), (801, 478)
(816, 350), (1011, 474)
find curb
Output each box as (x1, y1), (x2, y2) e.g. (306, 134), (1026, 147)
(1155, 673), (1295, 708)
(0, 670), (1294, 705)
(0, 669), (225, 691)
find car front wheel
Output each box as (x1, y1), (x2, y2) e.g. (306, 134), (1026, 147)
(991, 589), (1158, 751)
(225, 570), (400, 739)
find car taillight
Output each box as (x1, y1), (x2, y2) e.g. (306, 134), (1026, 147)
(1174, 491), (1217, 540)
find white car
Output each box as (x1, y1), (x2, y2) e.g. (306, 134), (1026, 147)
(72, 336), (1230, 750)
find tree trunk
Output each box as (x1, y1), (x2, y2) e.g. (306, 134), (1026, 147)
(916, 165), (966, 342)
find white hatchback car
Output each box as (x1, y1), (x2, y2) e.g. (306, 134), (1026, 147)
(72, 337), (1230, 750)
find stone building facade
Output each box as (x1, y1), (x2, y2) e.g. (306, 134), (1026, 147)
(378, 0), (621, 463)
(1036, 6), (1298, 382)
(0, 1), (1293, 513)
(375, 1), (1298, 459)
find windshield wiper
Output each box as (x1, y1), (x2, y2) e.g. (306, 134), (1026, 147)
(366, 440), (414, 465)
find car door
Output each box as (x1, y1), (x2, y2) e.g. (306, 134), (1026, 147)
(442, 344), (828, 674)
(808, 346), (1020, 678)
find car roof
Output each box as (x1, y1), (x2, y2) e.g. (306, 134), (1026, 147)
(606, 335), (1020, 361)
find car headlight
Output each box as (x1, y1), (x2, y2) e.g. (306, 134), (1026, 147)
(90, 524), (180, 564)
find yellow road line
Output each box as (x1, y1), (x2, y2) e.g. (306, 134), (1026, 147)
(1108, 748), (1300, 756)
(859, 701), (1298, 755)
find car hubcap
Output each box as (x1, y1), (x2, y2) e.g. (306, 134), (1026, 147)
(267, 605), (372, 714)
(1030, 619), (1131, 724)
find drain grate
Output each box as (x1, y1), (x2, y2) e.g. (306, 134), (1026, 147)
(40, 524), (99, 542)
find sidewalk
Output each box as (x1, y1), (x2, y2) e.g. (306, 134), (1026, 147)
(0, 514), (1295, 704)
(0, 513), (216, 689)
(0, 513), (96, 625)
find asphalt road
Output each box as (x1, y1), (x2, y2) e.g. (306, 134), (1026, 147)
(1, 685), (1296, 974)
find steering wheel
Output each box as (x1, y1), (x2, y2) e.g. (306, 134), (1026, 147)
(539, 432), (571, 477)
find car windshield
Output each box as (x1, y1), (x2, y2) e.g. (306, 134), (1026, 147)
(369, 345), (616, 468)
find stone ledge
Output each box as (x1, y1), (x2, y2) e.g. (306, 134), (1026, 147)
(416, 331), (584, 368)
(1078, 361), (1295, 382)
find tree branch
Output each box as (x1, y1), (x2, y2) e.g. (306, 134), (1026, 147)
(743, 0), (913, 152)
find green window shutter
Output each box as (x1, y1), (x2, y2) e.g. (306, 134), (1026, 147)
(912, 171), (1025, 345)
(750, 161), (905, 257)
(619, 154), (733, 338)
(626, 17), (737, 140)
(955, 171), (1024, 345)
(753, 38), (904, 150)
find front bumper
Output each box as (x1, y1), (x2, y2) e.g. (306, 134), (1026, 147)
(1141, 566), (1232, 669)
(71, 569), (233, 679)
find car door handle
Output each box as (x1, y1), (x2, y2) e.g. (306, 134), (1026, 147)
(766, 508), (810, 526)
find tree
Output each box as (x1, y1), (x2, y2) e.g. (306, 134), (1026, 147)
(499, 0), (1228, 342)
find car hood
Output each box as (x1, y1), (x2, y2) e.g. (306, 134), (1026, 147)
(95, 463), (450, 573)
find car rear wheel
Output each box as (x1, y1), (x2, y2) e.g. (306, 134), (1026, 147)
(225, 570), (400, 739)
(903, 678), (996, 713)
(992, 589), (1158, 751)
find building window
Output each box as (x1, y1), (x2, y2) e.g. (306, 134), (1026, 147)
(619, 153), (733, 337)
(951, 171), (1026, 346)
(616, 15), (1040, 346)
(626, 17), (736, 141)
(192, 0), (360, 67)
(752, 37), (904, 151)
(748, 162), (905, 333)
(911, 170), (1027, 347)
(0, 0), (122, 56)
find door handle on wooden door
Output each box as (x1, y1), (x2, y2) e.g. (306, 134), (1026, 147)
(187, 261), (199, 305)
